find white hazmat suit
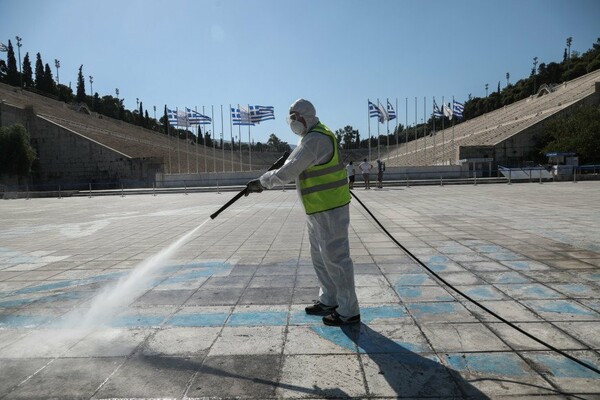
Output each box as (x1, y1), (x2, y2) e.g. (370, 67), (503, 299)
(258, 99), (360, 319)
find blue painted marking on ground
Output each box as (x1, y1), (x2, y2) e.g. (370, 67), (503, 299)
(528, 300), (597, 316)
(32, 291), (90, 304)
(0, 315), (52, 328)
(110, 315), (166, 327)
(407, 302), (459, 316)
(487, 252), (521, 261)
(426, 255), (450, 264)
(361, 305), (408, 323)
(309, 326), (356, 351)
(289, 310), (320, 325)
(396, 287), (454, 301)
(527, 354), (599, 378)
(553, 283), (591, 295)
(444, 353), (528, 377)
(0, 298), (35, 308)
(168, 313), (229, 327)
(394, 274), (429, 286)
(474, 245), (505, 253)
(227, 311), (288, 326)
(519, 285), (562, 299)
(495, 273), (531, 284)
(503, 260), (533, 270)
(461, 286), (504, 300)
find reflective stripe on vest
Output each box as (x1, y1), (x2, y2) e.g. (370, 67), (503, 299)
(299, 123), (351, 215)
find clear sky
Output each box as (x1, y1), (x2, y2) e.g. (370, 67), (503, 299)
(1, 0), (599, 146)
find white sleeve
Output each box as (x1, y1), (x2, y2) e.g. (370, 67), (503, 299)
(259, 132), (333, 189)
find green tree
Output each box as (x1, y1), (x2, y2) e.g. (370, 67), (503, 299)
(22, 52), (33, 88)
(0, 124), (37, 176)
(5, 40), (19, 86)
(34, 52), (44, 90)
(43, 63), (57, 94)
(539, 105), (600, 164)
(266, 133), (291, 152)
(76, 65), (86, 103)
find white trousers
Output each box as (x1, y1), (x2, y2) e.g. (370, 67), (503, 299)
(306, 204), (360, 317)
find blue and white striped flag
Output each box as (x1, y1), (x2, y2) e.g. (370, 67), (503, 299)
(186, 108), (211, 125)
(167, 108), (188, 127)
(249, 105), (275, 123)
(452, 100), (464, 119)
(0, 43), (7, 52)
(386, 100), (396, 121)
(433, 99), (442, 118)
(368, 100), (382, 120)
(231, 106), (255, 126)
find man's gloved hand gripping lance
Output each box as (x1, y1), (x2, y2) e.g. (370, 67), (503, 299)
(209, 151), (290, 220)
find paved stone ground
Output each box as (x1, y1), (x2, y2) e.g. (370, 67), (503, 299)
(1, 181), (599, 399)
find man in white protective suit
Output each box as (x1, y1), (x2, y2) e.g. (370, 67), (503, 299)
(245, 99), (360, 326)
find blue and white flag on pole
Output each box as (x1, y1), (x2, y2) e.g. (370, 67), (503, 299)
(231, 106), (255, 126)
(386, 100), (396, 121)
(0, 43), (7, 52)
(368, 100), (383, 120)
(433, 99), (442, 118)
(452, 100), (464, 119)
(186, 108), (212, 125)
(167, 108), (188, 127)
(249, 105), (275, 123)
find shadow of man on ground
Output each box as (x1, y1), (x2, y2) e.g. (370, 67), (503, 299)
(340, 322), (491, 399)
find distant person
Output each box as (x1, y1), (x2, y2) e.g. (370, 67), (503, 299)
(359, 158), (373, 189)
(346, 161), (356, 189)
(376, 159), (385, 188)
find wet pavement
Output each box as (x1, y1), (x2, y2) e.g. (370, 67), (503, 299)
(1, 181), (599, 399)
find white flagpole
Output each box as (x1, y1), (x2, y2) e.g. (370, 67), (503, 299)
(441, 96), (445, 165)
(367, 100), (371, 162)
(176, 107), (181, 174)
(432, 97), (436, 163)
(452, 96), (455, 166)
(247, 104), (252, 171)
(404, 97), (408, 162)
(221, 105), (225, 172)
(395, 98), (399, 160)
(377, 98), (381, 160)
(423, 96), (427, 165)
(238, 104), (242, 171)
(212, 105), (216, 172)
(166, 106), (172, 174)
(229, 104), (234, 172)
(194, 107), (199, 174)
(386, 98), (390, 163)
(203, 106), (207, 172)
(414, 97), (417, 163)
(185, 110), (190, 174)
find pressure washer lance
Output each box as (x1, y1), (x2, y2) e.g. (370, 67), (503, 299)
(209, 151), (290, 220)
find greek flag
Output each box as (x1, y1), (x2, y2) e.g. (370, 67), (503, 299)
(433, 99), (442, 118)
(231, 106), (255, 126)
(386, 100), (396, 121)
(368, 100), (382, 120)
(452, 100), (464, 119)
(0, 43), (7, 52)
(186, 108), (211, 125)
(167, 108), (189, 127)
(249, 105), (275, 123)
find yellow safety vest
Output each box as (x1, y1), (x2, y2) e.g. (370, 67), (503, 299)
(298, 122), (351, 215)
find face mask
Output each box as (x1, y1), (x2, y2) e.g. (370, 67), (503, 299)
(290, 120), (306, 136)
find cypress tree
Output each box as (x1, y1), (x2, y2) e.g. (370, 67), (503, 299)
(43, 63), (57, 94)
(34, 53), (44, 90)
(5, 40), (19, 86)
(22, 53), (33, 88)
(139, 101), (144, 126)
(76, 65), (86, 103)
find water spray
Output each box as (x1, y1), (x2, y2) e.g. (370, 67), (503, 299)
(63, 152), (290, 330)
